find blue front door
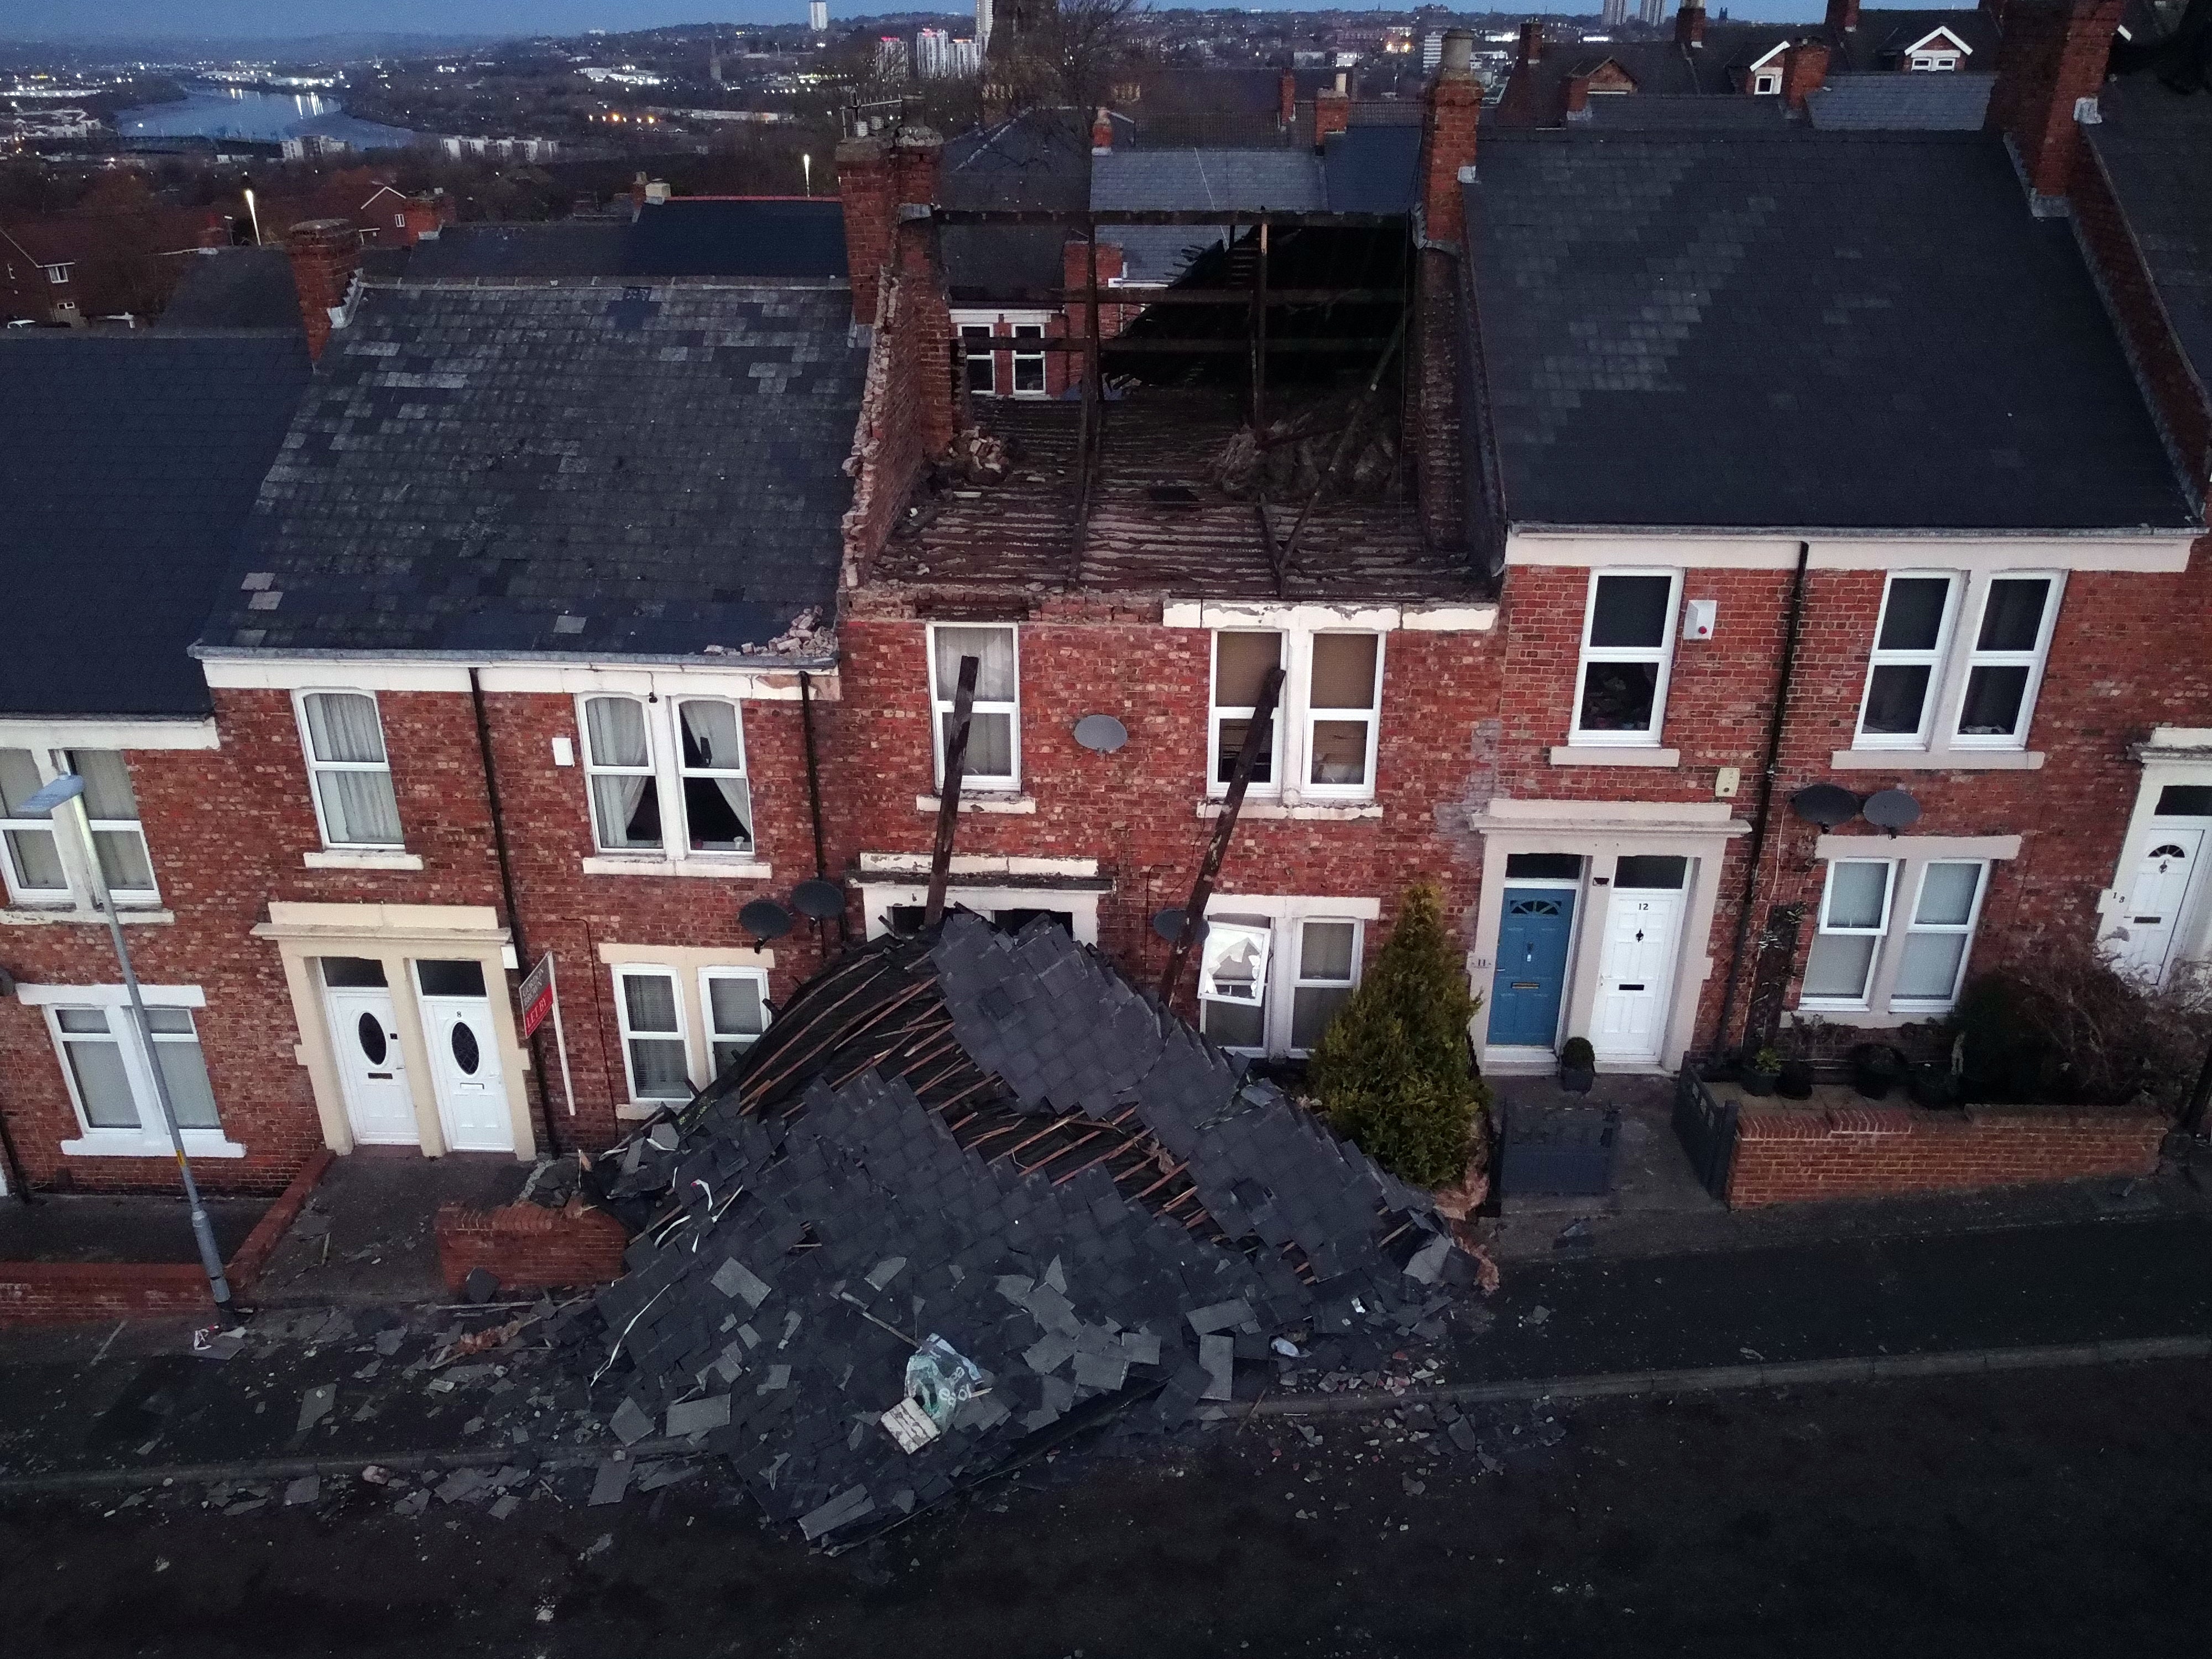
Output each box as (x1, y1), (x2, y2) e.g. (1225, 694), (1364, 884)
(1489, 888), (1576, 1048)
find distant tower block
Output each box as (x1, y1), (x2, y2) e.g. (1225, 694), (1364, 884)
(809, 1), (830, 32)
(976, 0), (993, 51)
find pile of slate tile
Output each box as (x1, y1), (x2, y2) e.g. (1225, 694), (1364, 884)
(586, 913), (1473, 1544)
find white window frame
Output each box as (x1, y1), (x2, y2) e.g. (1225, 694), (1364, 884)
(1910, 51), (1959, 70)
(1891, 860), (1990, 1013)
(1287, 916), (1365, 1056)
(612, 963), (693, 1105)
(672, 696), (753, 856)
(1010, 322), (1046, 397)
(294, 690), (403, 849)
(700, 964), (771, 1074)
(1800, 858), (1897, 1011)
(1196, 896), (1376, 1058)
(581, 693), (664, 855)
(0, 745), (159, 911)
(1207, 629), (1287, 801)
(576, 693), (764, 870)
(68, 750), (160, 905)
(17, 982), (243, 1159)
(1569, 569), (1682, 748)
(959, 322), (997, 395)
(1753, 69), (1781, 94)
(927, 623), (1021, 794)
(1853, 572), (1961, 750)
(1301, 632), (1385, 802)
(1944, 571), (2061, 753)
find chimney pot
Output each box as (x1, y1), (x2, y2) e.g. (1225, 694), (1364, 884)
(1443, 27), (1477, 74)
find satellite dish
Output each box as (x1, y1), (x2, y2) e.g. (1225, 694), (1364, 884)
(739, 898), (794, 942)
(791, 878), (846, 920)
(1861, 788), (1922, 835)
(1151, 906), (1207, 946)
(1789, 784), (1861, 828)
(1073, 714), (1129, 753)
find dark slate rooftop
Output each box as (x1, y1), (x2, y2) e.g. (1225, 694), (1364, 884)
(398, 200), (848, 281)
(1322, 124), (1421, 212)
(159, 247), (302, 332)
(1094, 149), (1328, 284)
(2090, 72), (2212, 398)
(1579, 92), (1796, 129)
(1465, 131), (2200, 531)
(1806, 70), (1994, 128)
(941, 109), (1109, 300)
(200, 280), (867, 661)
(0, 330), (310, 716)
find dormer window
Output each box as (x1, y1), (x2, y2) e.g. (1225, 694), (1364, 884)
(1910, 51), (1960, 70)
(1753, 70), (1782, 95)
(43, 263), (71, 285)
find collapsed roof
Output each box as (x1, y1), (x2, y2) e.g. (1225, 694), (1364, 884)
(587, 915), (1464, 1543)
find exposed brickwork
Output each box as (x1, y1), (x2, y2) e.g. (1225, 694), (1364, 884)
(835, 137), (894, 327)
(434, 1197), (628, 1294)
(1313, 82), (1352, 152)
(1782, 43), (1831, 110)
(1728, 1102), (2164, 1206)
(285, 218), (358, 361)
(1985, 0), (2125, 201)
(1417, 49), (1480, 248)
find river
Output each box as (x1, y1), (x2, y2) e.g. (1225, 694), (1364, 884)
(116, 84), (418, 150)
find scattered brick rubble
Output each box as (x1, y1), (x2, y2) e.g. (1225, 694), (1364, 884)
(580, 914), (1474, 1544)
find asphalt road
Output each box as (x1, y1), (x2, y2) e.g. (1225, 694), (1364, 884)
(4, 1357), (2206, 1658)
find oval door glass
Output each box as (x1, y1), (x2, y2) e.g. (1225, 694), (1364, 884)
(451, 1021), (481, 1076)
(357, 1012), (387, 1066)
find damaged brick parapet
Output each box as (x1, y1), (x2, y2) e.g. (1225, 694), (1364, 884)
(435, 1198), (629, 1296)
(1727, 1102), (2165, 1207)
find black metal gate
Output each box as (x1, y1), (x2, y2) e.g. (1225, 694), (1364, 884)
(1672, 1066), (1739, 1201)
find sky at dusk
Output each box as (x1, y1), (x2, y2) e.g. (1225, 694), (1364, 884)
(2, 1), (1832, 44)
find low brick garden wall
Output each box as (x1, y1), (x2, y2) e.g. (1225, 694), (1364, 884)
(434, 1197), (629, 1297)
(0, 1148), (333, 1325)
(1728, 1103), (2165, 1208)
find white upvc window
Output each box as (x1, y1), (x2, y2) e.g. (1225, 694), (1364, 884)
(613, 965), (691, 1104)
(1303, 634), (1383, 798)
(1010, 322), (1046, 395)
(1800, 857), (1989, 1015)
(1855, 574), (1959, 748)
(583, 695), (664, 852)
(18, 983), (242, 1158)
(928, 624), (1021, 792)
(1571, 571), (1681, 747)
(701, 965), (770, 1074)
(1910, 50), (1959, 69)
(0, 745), (69, 905)
(960, 322), (996, 394)
(581, 694), (757, 863)
(1801, 860), (1895, 1008)
(1209, 629), (1285, 797)
(1753, 69), (1781, 94)
(296, 691), (404, 848)
(0, 745), (158, 909)
(1949, 573), (2058, 750)
(1197, 904), (1368, 1057)
(675, 698), (753, 853)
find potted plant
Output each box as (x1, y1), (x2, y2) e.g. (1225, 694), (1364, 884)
(1907, 1061), (1961, 1110)
(1741, 1046), (1783, 1097)
(1777, 1059), (1816, 1100)
(1557, 1036), (1596, 1095)
(1850, 1042), (1906, 1100)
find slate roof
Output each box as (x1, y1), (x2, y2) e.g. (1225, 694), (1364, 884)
(398, 200), (848, 281)
(1322, 125), (1422, 213)
(199, 281), (867, 661)
(1464, 131), (2199, 531)
(588, 915), (1455, 1542)
(159, 247), (302, 332)
(1806, 70), (1994, 128)
(0, 330), (310, 716)
(1839, 8), (1999, 70)
(1093, 149), (1328, 284)
(1580, 92), (1797, 129)
(940, 111), (1105, 301)
(2089, 71), (2212, 397)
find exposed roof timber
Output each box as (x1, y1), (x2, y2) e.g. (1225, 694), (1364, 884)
(934, 208), (1407, 228)
(1018, 337), (1399, 354)
(1048, 286), (1406, 305)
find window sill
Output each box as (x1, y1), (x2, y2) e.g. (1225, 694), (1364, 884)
(0, 906), (173, 927)
(580, 855), (772, 880)
(304, 848), (424, 871)
(61, 1131), (246, 1159)
(1830, 748), (2044, 771)
(1550, 745), (1682, 768)
(1789, 1005), (1953, 1028)
(615, 1100), (690, 1122)
(915, 794), (1036, 815)
(1195, 799), (1381, 822)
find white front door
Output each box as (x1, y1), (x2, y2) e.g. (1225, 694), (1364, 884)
(420, 995), (514, 1152)
(1590, 889), (1682, 1064)
(327, 987), (418, 1145)
(2114, 829), (2204, 985)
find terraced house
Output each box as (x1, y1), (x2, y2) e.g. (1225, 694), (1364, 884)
(0, 0), (2205, 1205)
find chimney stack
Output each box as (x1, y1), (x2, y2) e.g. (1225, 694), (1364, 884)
(1676, 1), (1708, 48)
(1279, 70), (1297, 129)
(1092, 106), (1114, 153)
(1782, 41), (1832, 109)
(1825, 0), (1860, 30)
(1985, 0), (2124, 203)
(836, 135), (895, 325)
(1564, 73), (1593, 120)
(1313, 70), (1352, 151)
(1517, 20), (1545, 64)
(1418, 29), (1481, 246)
(287, 218), (359, 361)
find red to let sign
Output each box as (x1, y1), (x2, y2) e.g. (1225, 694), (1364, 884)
(518, 954), (556, 1039)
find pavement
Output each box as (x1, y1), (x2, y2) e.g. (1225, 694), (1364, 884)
(0, 1193), (269, 1266)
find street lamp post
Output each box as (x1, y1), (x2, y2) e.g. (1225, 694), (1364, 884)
(22, 773), (232, 1310)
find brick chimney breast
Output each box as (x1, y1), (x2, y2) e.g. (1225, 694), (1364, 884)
(1782, 41), (1832, 109)
(1419, 29), (1481, 246)
(1517, 19), (1545, 64)
(837, 135), (895, 326)
(286, 217), (359, 362)
(1985, 0), (2125, 203)
(1677, 1), (1709, 48)
(1279, 70), (1297, 128)
(1825, 0), (1861, 31)
(1092, 106), (1114, 153)
(1314, 71), (1352, 151)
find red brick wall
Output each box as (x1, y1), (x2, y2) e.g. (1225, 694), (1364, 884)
(1727, 1103), (2164, 1206)
(434, 1197), (628, 1294)
(823, 611), (1503, 1013)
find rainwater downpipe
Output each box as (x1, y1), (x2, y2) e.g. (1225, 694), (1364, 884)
(799, 669), (847, 943)
(1711, 538), (1810, 1064)
(469, 667), (561, 1158)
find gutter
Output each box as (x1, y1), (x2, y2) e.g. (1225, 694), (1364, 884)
(187, 645), (840, 674)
